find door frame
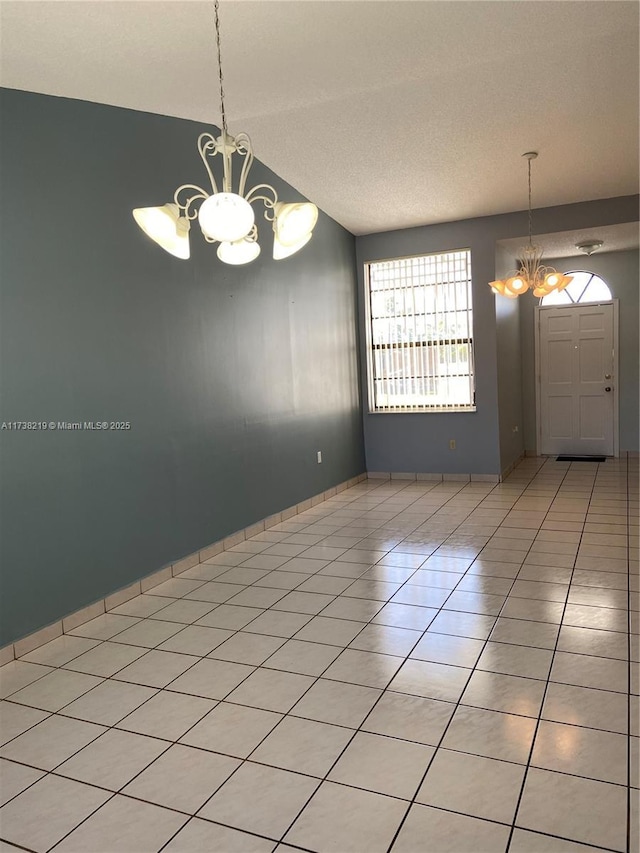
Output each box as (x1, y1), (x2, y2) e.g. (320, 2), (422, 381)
(534, 300), (619, 458)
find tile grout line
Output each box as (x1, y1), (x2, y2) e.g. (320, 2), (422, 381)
(503, 461), (606, 853)
(383, 461), (576, 853)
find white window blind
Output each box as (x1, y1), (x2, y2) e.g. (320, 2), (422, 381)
(365, 249), (475, 412)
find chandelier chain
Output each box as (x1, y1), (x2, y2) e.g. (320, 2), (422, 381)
(527, 157), (533, 245)
(213, 0), (228, 137)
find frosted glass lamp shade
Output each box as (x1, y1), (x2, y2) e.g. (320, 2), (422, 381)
(217, 238), (261, 265)
(558, 273), (573, 291)
(198, 192), (255, 242)
(489, 279), (506, 295)
(533, 285), (552, 297)
(273, 230), (312, 260)
(132, 203), (190, 259)
(274, 202), (318, 247)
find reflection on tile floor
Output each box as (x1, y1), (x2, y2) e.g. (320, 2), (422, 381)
(0, 457), (638, 852)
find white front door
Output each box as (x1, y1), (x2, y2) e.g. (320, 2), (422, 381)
(537, 302), (616, 456)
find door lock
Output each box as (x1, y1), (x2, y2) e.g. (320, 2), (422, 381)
(605, 387), (612, 392)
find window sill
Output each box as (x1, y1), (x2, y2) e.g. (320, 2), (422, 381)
(368, 407), (477, 414)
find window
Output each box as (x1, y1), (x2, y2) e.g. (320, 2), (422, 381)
(364, 249), (475, 412)
(540, 270), (612, 305)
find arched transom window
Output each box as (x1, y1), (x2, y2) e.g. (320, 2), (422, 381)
(540, 270), (612, 305)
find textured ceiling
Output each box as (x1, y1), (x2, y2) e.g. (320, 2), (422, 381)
(498, 222), (640, 262)
(1, 0), (639, 235)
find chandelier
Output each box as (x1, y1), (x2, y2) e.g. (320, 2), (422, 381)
(489, 152), (573, 299)
(132, 0), (318, 265)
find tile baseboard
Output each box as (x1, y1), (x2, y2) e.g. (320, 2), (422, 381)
(500, 452), (525, 481)
(369, 471), (500, 484)
(1, 471), (367, 665)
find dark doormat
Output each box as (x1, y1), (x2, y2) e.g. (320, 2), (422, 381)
(556, 455), (606, 462)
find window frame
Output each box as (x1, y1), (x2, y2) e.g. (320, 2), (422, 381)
(363, 248), (476, 414)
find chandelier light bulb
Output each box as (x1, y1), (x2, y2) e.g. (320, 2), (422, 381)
(198, 192), (255, 243)
(505, 276), (529, 296)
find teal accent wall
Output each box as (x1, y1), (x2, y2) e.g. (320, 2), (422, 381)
(0, 89), (365, 646)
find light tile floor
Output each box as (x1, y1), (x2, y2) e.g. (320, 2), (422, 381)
(0, 457), (638, 853)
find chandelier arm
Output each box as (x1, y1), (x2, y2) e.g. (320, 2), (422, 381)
(235, 133), (254, 198)
(222, 137), (232, 193)
(213, 0), (228, 138)
(528, 157), (533, 245)
(234, 132), (251, 153)
(174, 184), (210, 220)
(244, 184), (279, 220)
(197, 134), (220, 195)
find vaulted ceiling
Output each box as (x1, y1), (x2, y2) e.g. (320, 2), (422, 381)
(2, 0), (638, 235)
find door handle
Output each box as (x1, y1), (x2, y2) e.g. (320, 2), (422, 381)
(605, 387), (611, 392)
(605, 374), (612, 379)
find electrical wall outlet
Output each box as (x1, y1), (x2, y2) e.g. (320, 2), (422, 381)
(449, 439), (456, 450)
(317, 451), (322, 463)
